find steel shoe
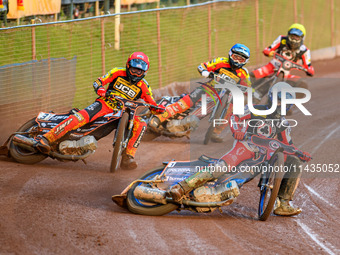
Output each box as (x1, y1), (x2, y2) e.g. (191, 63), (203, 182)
(274, 198), (302, 216)
(120, 153), (138, 170)
(211, 133), (224, 143)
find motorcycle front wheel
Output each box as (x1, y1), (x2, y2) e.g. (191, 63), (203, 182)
(127, 167), (179, 216)
(110, 112), (129, 173)
(258, 151), (284, 221)
(9, 118), (47, 164)
(203, 94), (229, 145)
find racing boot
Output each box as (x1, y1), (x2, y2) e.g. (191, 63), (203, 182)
(149, 96), (192, 131)
(274, 198), (302, 216)
(211, 132), (224, 143)
(33, 136), (51, 154)
(120, 150), (138, 170)
(274, 155), (302, 216)
(168, 170), (215, 202)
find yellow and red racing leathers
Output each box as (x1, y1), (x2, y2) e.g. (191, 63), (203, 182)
(44, 67), (160, 157)
(197, 57), (252, 134)
(156, 57), (251, 125)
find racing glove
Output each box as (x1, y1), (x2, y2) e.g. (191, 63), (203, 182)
(93, 79), (107, 97)
(263, 47), (274, 57)
(306, 66), (315, 76)
(299, 151), (312, 162)
(96, 86), (107, 97)
(201, 70), (214, 78)
(233, 131), (245, 140)
(151, 105), (166, 115)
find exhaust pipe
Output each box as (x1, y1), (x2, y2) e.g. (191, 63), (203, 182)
(133, 186), (167, 204)
(12, 134), (94, 161)
(12, 135), (37, 152)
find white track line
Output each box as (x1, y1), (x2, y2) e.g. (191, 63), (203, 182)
(311, 125), (340, 154)
(304, 184), (337, 209)
(299, 122), (337, 149)
(296, 220), (338, 255)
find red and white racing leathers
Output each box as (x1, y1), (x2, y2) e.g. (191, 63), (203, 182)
(218, 105), (310, 200)
(252, 35), (314, 80)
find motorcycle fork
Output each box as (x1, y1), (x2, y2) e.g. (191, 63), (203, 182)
(258, 162), (270, 189)
(116, 109), (137, 148)
(124, 111), (135, 146)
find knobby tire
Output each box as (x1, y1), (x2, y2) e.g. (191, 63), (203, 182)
(258, 151), (284, 221)
(9, 118), (47, 164)
(126, 167), (179, 216)
(110, 112), (129, 173)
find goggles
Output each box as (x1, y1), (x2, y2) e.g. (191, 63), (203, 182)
(230, 53), (247, 64)
(288, 34), (302, 43)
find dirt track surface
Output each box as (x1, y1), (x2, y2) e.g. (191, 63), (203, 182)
(1, 58), (340, 254)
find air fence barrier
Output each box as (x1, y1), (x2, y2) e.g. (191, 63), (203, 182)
(0, 0), (338, 142)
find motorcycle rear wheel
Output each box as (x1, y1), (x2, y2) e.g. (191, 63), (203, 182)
(110, 112), (129, 173)
(258, 151), (284, 221)
(9, 118), (47, 164)
(127, 167), (179, 216)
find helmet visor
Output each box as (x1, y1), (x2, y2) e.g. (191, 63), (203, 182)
(130, 58), (149, 71)
(230, 53), (247, 64)
(289, 28), (304, 37)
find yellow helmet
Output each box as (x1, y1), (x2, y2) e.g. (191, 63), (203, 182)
(288, 23), (306, 37)
(287, 23), (306, 49)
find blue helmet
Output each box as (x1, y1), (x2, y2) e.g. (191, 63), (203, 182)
(228, 43), (250, 69)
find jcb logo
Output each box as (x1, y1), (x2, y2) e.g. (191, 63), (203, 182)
(115, 83), (137, 98)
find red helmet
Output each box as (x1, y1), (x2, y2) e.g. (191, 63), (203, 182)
(126, 52), (150, 84)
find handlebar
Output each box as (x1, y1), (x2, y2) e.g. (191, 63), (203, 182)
(243, 133), (312, 161)
(106, 93), (165, 112)
(294, 150), (313, 162)
(273, 53), (308, 73)
(210, 72), (248, 93)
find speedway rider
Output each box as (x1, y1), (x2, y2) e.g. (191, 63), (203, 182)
(150, 43), (252, 143)
(250, 23), (314, 89)
(32, 52), (165, 170)
(168, 82), (312, 216)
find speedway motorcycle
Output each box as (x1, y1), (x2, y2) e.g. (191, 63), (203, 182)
(112, 135), (310, 221)
(1, 95), (163, 173)
(252, 53), (308, 104)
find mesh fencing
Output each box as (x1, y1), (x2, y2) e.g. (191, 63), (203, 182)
(0, 0), (338, 140)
